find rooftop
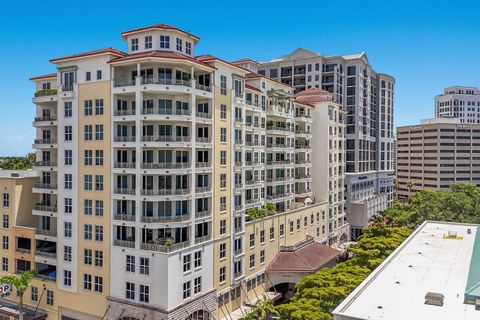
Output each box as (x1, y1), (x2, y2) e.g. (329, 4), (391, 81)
(333, 221), (480, 320)
(0, 170), (39, 179)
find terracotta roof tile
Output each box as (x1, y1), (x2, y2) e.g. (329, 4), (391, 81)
(246, 72), (294, 90)
(50, 48), (126, 63)
(245, 84), (262, 93)
(121, 24), (199, 41)
(196, 54), (250, 73)
(29, 73), (57, 81)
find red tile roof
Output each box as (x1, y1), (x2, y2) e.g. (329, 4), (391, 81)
(50, 48), (126, 63)
(245, 84), (262, 93)
(196, 54), (250, 73)
(246, 72), (294, 89)
(266, 241), (340, 272)
(121, 24), (199, 42)
(108, 50), (215, 70)
(295, 88), (336, 104)
(29, 73), (57, 81)
(232, 58), (261, 66)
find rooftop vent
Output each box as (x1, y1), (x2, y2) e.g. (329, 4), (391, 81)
(467, 228), (472, 235)
(448, 231), (457, 239)
(10, 173), (19, 178)
(425, 292), (444, 306)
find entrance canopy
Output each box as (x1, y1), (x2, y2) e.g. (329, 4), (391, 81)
(0, 299), (47, 320)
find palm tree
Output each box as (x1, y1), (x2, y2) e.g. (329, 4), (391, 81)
(264, 203), (276, 216)
(0, 270), (37, 320)
(246, 208), (264, 221)
(406, 181), (414, 200)
(254, 294), (278, 319)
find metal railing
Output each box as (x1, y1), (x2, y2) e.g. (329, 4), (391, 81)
(142, 162), (191, 169)
(114, 162), (135, 169)
(114, 188), (136, 195)
(33, 204), (57, 212)
(141, 241), (189, 253)
(16, 248), (31, 255)
(34, 115), (57, 122)
(34, 161), (57, 167)
(36, 251), (57, 259)
(194, 234), (211, 244)
(114, 109), (136, 116)
(36, 229), (57, 237)
(34, 183), (57, 190)
(141, 214), (191, 223)
(34, 139), (57, 145)
(114, 213), (136, 221)
(195, 83), (212, 92)
(34, 89), (57, 97)
(113, 239), (135, 248)
(141, 108), (191, 116)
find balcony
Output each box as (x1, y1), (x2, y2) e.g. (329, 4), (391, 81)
(33, 204), (57, 216)
(141, 135), (191, 143)
(33, 183), (57, 193)
(141, 241), (190, 253)
(267, 193), (292, 200)
(114, 109), (136, 116)
(195, 186), (211, 193)
(33, 90), (58, 103)
(142, 108), (191, 116)
(266, 160), (292, 166)
(16, 248), (31, 255)
(113, 79), (136, 87)
(141, 188), (191, 196)
(114, 162), (136, 169)
(195, 210), (211, 219)
(114, 188), (136, 195)
(194, 234), (211, 244)
(245, 198), (260, 205)
(142, 162), (191, 169)
(295, 174), (312, 180)
(114, 239), (135, 248)
(266, 126), (294, 133)
(143, 78), (191, 87)
(36, 229), (57, 238)
(141, 214), (191, 223)
(196, 112), (212, 119)
(36, 250), (56, 259)
(114, 136), (136, 143)
(33, 161), (57, 170)
(33, 138), (57, 148)
(114, 213), (136, 222)
(295, 159), (311, 165)
(195, 162), (211, 169)
(33, 116), (57, 127)
(295, 144), (311, 150)
(235, 204), (243, 211)
(234, 248), (243, 255)
(195, 83), (212, 92)
(196, 137), (212, 144)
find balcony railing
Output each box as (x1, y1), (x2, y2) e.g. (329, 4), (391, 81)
(295, 114), (312, 119)
(141, 188), (191, 196)
(36, 229), (57, 237)
(34, 89), (57, 97)
(34, 116), (57, 122)
(114, 213), (136, 222)
(141, 241), (190, 253)
(62, 85), (73, 92)
(34, 138), (57, 145)
(195, 186), (211, 193)
(267, 193), (293, 200)
(34, 183), (57, 190)
(195, 210), (211, 219)
(295, 144), (311, 150)
(35, 274), (56, 282)
(141, 135), (191, 142)
(34, 161), (57, 167)
(142, 162), (191, 169)
(114, 162), (135, 169)
(195, 162), (211, 168)
(113, 79), (135, 87)
(296, 189), (312, 194)
(194, 234), (211, 244)
(36, 250), (57, 259)
(196, 137), (212, 143)
(33, 204), (57, 213)
(114, 239), (135, 248)
(142, 108), (191, 116)
(114, 136), (136, 142)
(196, 112), (212, 119)
(235, 205), (243, 211)
(142, 78), (191, 87)
(195, 83), (212, 92)
(245, 198), (260, 204)
(141, 214), (191, 223)
(114, 109), (136, 116)
(114, 188), (136, 195)
(16, 248), (31, 255)
(266, 160), (292, 165)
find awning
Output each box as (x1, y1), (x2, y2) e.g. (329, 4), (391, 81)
(0, 299), (47, 320)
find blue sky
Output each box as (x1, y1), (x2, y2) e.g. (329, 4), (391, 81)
(1, 0), (479, 156)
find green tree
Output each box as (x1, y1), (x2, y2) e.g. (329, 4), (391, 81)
(0, 270), (37, 320)
(0, 156), (35, 170)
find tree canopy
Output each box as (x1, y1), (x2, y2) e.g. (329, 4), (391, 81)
(0, 155), (35, 170)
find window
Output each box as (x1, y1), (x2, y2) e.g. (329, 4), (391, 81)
(46, 290), (54, 306)
(64, 102), (72, 117)
(64, 270), (72, 286)
(31, 287), (38, 302)
(86, 71), (91, 81)
(220, 128), (227, 142)
(64, 198), (72, 214)
(64, 125), (72, 141)
(183, 281), (191, 299)
(219, 266), (226, 283)
(186, 42), (192, 55)
(95, 225), (103, 242)
(84, 249), (92, 265)
(160, 35), (170, 48)
(84, 100), (93, 116)
(297, 219), (301, 230)
(260, 249), (265, 264)
(249, 233), (255, 247)
(220, 151), (227, 165)
(64, 222), (72, 238)
(126, 255), (135, 272)
(2, 257), (7, 271)
(260, 230), (265, 244)
(249, 254), (255, 268)
(84, 150), (93, 165)
(304, 216), (308, 227)
(145, 36), (152, 49)
(2, 236), (8, 250)
(194, 277), (202, 294)
(220, 219), (226, 235)
(95, 99), (104, 115)
(194, 251), (202, 268)
(84, 125), (93, 140)
(183, 254), (191, 272)
(95, 250), (103, 267)
(84, 274), (92, 290)
(95, 150), (104, 166)
(280, 224), (285, 236)
(140, 284), (149, 303)
(176, 38), (183, 51)
(220, 196), (226, 211)
(95, 175), (104, 191)
(96, 70), (102, 80)
(131, 38), (138, 51)
(84, 224), (92, 240)
(95, 276), (103, 293)
(140, 257), (149, 275)
(95, 124), (104, 140)
(126, 282), (135, 300)
(2, 215), (8, 229)
(270, 226), (274, 240)
(95, 200), (104, 216)
(220, 76), (227, 95)
(220, 174), (227, 188)
(64, 174), (72, 189)
(64, 150), (72, 165)
(219, 243), (226, 259)
(84, 199), (93, 215)
(2, 194), (8, 208)
(84, 175), (93, 190)
(220, 104), (227, 119)
(64, 246), (72, 262)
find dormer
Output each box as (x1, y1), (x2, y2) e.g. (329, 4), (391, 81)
(121, 24), (199, 56)
(232, 58), (261, 73)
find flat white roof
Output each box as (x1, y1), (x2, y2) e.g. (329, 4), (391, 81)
(333, 221), (480, 320)
(0, 170), (39, 179)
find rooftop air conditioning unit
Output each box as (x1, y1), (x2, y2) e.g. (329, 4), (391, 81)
(447, 231), (457, 239)
(425, 292), (444, 306)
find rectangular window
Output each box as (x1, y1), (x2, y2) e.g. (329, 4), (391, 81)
(280, 224), (285, 236)
(220, 75), (227, 95)
(2, 194), (8, 208)
(183, 254), (191, 272)
(249, 254), (255, 269)
(84, 249), (92, 265)
(84, 274), (92, 290)
(126, 282), (135, 300)
(84, 175), (93, 190)
(220, 104), (227, 118)
(84, 100), (93, 116)
(140, 257), (149, 275)
(183, 281), (191, 299)
(46, 290), (54, 306)
(194, 251), (202, 268)
(220, 174), (227, 188)
(95, 225), (103, 242)
(95, 124), (104, 140)
(220, 151), (227, 165)
(86, 71), (91, 81)
(95, 200), (104, 216)
(96, 70), (102, 80)
(64, 174), (72, 189)
(64, 125), (72, 141)
(95, 150), (104, 166)
(64, 102), (72, 117)
(220, 219), (226, 235)
(219, 266), (226, 283)
(176, 38), (183, 51)
(31, 287), (38, 302)
(160, 35), (170, 48)
(64, 222), (72, 238)
(260, 230), (265, 244)
(64, 270), (71, 286)
(64, 246), (72, 262)
(220, 128), (227, 142)
(64, 150), (72, 165)
(2, 236), (8, 250)
(84, 199), (93, 215)
(65, 198), (72, 214)
(95, 276), (103, 293)
(84, 125), (93, 140)
(95, 250), (103, 267)
(131, 38), (138, 51)
(84, 224), (92, 240)
(145, 36), (152, 49)
(140, 284), (149, 303)
(95, 175), (104, 191)
(2, 215), (8, 229)
(270, 226), (275, 240)
(219, 243), (226, 259)
(249, 233), (255, 247)
(95, 99), (104, 115)
(186, 42), (192, 55)
(126, 255), (135, 272)
(2, 257), (7, 271)
(84, 150), (93, 166)
(194, 276), (202, 294)
(260, 249), (265, 264)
